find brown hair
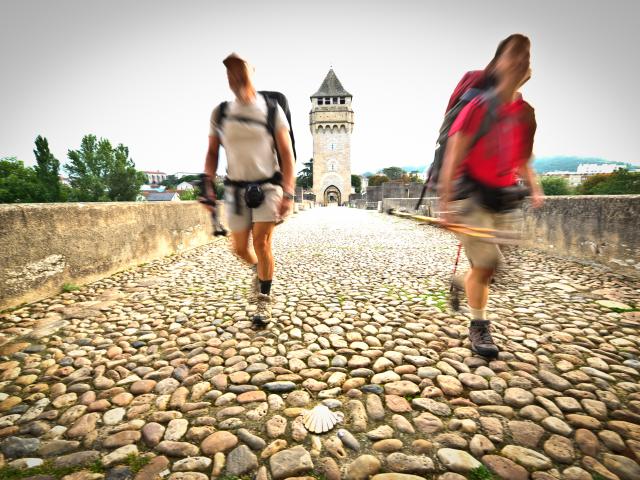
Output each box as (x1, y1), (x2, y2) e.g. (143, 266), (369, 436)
(485, 34), (531, 85)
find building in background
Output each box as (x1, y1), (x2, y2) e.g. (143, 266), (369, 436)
(176, 181), (195, 191)
(310, 69), (354, 205)
(143, 170), (168, 185)
(146, 191), (180, 202)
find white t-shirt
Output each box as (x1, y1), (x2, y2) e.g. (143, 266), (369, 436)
(209, 94), (289, 182)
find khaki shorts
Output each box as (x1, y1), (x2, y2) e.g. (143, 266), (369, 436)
(450, 198), (522, 269)
(224, 183), (283, 232)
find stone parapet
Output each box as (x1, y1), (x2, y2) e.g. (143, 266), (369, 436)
(0, 201), (219, 310)
(380, 195), (640, 275)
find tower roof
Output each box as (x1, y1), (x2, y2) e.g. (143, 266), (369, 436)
(311, 69), (352, 98)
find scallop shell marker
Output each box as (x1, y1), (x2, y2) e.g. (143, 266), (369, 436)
(301, 405), (343, 433)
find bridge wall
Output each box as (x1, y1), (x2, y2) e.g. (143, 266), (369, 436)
(382, 195), (640, 275)
(0, 202), (218, 310)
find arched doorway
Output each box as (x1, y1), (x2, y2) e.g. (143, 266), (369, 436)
(324, 185), (341, 205)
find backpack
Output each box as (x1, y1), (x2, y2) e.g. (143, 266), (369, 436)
(415, 87), (497, 209)
(215, 91), (297, 170)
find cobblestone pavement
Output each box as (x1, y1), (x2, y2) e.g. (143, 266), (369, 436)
(1, 207), (639, 480)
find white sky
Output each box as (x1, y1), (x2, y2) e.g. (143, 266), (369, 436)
(1, 0), (638, 176)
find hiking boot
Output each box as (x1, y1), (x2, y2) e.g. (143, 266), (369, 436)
(252, 293), (272, 327)
(469, 320), (499, 358)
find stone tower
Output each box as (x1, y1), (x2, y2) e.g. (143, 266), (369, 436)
(310, 69), (354, 205)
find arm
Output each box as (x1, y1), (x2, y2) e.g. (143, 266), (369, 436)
(201, 134), (220, 206)
(438, 132), (472, 217)
(275, 126), (295, 193)
(204, 134), (220, 179)
(274, 126), (295, 216)
(519, 161), (544, 208)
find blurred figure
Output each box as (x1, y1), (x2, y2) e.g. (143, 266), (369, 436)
(203, 53), (295, 327)
(438, 34), (543, 358)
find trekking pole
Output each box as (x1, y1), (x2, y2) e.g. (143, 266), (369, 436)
(197, 174), (228, 237)
(449, 243), (463, 311)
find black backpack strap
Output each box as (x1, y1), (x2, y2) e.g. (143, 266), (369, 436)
(470, 90), (499, 149)
(215, 101), (228, 127)
(214, 102), (228, 145)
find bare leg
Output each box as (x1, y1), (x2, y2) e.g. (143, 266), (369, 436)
(465, 267), (494, 310)
(252, 222), (275, 280)
(230, 229), (257, 266)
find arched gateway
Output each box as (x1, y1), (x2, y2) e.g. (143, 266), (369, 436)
(324, 185), (341, 205)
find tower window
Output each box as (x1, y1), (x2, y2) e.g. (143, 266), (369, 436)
(317, 98), (323, 105)
(333, 97), (338, 104)
(339, 98), (346, 104)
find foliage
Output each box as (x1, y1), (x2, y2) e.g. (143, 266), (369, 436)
(125, 453), (151, 473)
(179, 189), (197, 200)
(0, 157), (42, 203)
(0, 459), (104, 480)
(162, 174), (200, 189)
(65, 134), (146, 201)
(61, 283), (80, 293)
(399, 173), (422, 183)
(540, 176), (572, 195)
(368, 174), (390, 186)
(382, 166), (405, 180)
(351, 174), (362, 194)
(468, 465), (495, 480)
(576, 169), (640, 195)
(33, 135), (62, 202)
(296, 158), (313, 189)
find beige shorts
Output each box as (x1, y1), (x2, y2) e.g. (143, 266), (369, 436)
(450, 198), (522, 269)
(224, 183), (283, 232)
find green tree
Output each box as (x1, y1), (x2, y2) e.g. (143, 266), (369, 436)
(351, 174), (362, 194)
(0, 157), (41, 203)
(105, 144), (147, 201)
(296, 158), (313, 189)
(540, 176), (572, 195)
(33, 135), (62, 202)
(179, 190), (197, 200)
(161, 175), (178, 189)
(66, 135), (109, 201)
(368, 174), (390, 186)
(577, 169), (640, 195)
(66, 135), (145, 201)
(382, 166), (405, 180)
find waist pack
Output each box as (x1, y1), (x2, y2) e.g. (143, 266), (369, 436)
(454, 173), (529, 213)
(224, 171), (283, 214)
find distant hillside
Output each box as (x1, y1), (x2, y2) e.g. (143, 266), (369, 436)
(533, 157), (633, 173)
(357, 157), (637, 177)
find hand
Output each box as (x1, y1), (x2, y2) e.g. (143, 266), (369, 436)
(439, 198), (454, 225)
(531, 190), (544, 208)
(279, 196), (293, 218)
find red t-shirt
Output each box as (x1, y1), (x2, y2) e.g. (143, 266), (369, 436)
(449, 96), (536, 187)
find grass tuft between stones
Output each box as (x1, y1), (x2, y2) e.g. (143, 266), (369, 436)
(125, 453), (151, 473)
(61, 282), (81, 293)
(468, 465), (495, 480)
(0, 459), (105, 480)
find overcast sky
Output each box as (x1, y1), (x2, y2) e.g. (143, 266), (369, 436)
(1, 0), (638, 176)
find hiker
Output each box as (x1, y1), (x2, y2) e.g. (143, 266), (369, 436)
(438, 34), (544, 358)
(202, 53), (296, 326)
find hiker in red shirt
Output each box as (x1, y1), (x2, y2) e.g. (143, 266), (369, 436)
(439, 34), (543, 358)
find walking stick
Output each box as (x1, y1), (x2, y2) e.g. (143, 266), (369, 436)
(449, 243), (463, 311)
(197, 174), (228, 237)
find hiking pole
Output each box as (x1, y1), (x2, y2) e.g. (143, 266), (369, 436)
(415, 182), (428, 211)
(197, 174), (228, 237)
(449, 243), (463, 311)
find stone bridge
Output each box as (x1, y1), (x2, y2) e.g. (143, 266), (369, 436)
(0, 207), (639, 480)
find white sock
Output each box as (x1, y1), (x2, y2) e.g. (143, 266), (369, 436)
(469, 306), (487, 320)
